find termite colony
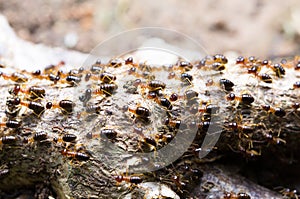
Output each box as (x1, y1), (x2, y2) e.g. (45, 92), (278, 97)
(0, 54), (299, 198)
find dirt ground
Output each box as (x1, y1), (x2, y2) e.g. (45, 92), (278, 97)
(1, 0), (300, 58)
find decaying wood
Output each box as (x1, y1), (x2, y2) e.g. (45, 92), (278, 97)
(0, 15), (299, 199)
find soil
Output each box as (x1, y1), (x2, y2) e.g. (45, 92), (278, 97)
(1, 0), (300, 57)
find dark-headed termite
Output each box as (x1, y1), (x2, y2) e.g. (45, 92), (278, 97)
(147, 90), (158, 99)
(236, 56), (245, 64)
(164, 118), (181, 129)
(155, 133), (174, 143)
(0, 136), (17, 146)
(99, 72), (116, 83)
(261, 105), (286, 117)
(46, 100), (75, 113)
(226, 122), (256, 134)
(198, 121), (213, 131)
(177, 60), (193, 71)
(86, 129), (117, 140)
(147, 80), (166, 91)
(72, 67), (85, 75)
(10, 85), (45, 99)
(93, 83), (118, 96)
(48, 74), (61, 83)
(31, 71), (60, 83)
(181, 73), (193, 84)
(262, 59), (270, 65)
(90, 60), (104, 73)
(198, 104), (220, 114)
(248, 56), (257, 63)
(57, 68), (82, 78)
(169, 93), (178, 101)
(61, 149), (90, 161)
(272, 63), (285, 77)
(108, 58), (122, 67)
(206, 78), (234, 91)
(132, 126), (157, 151)
(0, 72), (28, 83)
(212, 62), (226, 71)
(155, 97), (173, 110)
(226, 93), (254, 105)
(223, 192), (251, 199)
(263, 132), (286, 145)
(128, 106), (151, 118)
(220, 78), (234, 91)
(43, 61), (65, 74)
(293, 81), (300, 89)
(140, 135), (157, 152)
(84, 73), (92, 81)
(197, 57), (207, 67)
(247, 64), (261, 76)
(128, 66), (137, 75)
(259, 73), (272, 83)
(13, 97), (45, 116)
(213, 54), (228, 64)
(53, 134), (77, 143)
(65, 75), (82, 85)
(24, 131), (48, 144)
(0, 119), (22, 128)
(114, 175), (143, 185)
(125, 56), (134, 65)
(84, 72), (116, 83)
(85, 104), (101, 114)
